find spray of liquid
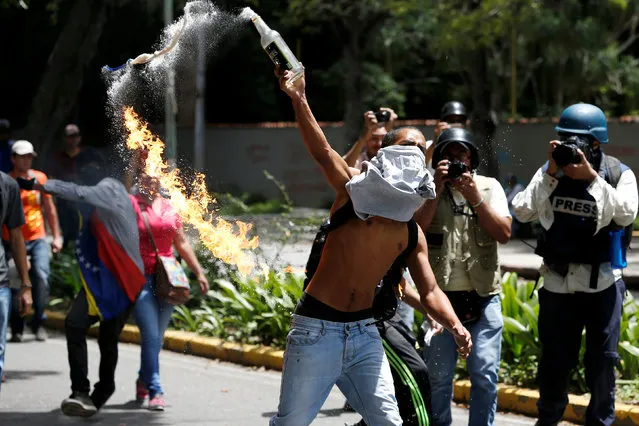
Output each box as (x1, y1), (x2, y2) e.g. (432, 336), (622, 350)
(103, 0), (262, 273)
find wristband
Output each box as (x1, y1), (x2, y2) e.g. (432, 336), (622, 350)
(20, 283), (32, 289)
(471, 197), (484, 209)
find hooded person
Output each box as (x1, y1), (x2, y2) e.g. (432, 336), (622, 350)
(16, 168), (145, 417)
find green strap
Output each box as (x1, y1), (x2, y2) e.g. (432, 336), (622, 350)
(383, 339), (430, 426)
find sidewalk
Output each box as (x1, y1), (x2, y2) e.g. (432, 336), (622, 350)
(500, 239), (639, 288)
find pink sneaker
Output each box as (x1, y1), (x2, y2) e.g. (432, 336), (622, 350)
(148, 394), (166, 411)
(136, 379), (148, 402)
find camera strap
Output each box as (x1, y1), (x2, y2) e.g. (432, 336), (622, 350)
(445, 185), (476, 217)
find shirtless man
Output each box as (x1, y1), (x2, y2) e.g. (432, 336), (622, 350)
(270, 68), (472, 426)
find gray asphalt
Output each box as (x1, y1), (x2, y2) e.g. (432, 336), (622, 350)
(0, 333), (543, 426)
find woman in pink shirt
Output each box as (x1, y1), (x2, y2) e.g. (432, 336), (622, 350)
(130, 172), (209, 411)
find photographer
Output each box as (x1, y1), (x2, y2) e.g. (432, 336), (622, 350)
(423, 102), (469, 170)
(343, 108), (397, 169)
(512, 103), (638, 426)
(414, 128), (511, 426)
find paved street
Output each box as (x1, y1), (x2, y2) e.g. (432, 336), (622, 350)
(0, 333), (542, 426)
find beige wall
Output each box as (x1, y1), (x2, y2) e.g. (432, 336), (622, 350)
(174, 122), (639, 208)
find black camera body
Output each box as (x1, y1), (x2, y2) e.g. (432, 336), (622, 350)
(447, 160), (468, 180)
(552, 135), (592, 167)
(374, 110), (391, 123)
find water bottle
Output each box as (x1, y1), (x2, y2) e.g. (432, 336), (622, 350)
(610, 228), (628, 269)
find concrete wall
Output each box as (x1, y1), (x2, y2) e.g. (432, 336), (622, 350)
(174, 122), (639, 208)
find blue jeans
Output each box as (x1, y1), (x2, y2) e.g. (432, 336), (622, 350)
(423, 295), (503, 426)
(11, 238), (50, 334)
(133, 275), (174, 397)
(0, 287), (11, 391)
(271, 314), (402, 426)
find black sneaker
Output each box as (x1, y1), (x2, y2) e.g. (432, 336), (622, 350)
(10, 333), (23, 343)
(61, 393), (98, 418)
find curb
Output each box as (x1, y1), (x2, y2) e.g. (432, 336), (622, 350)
(45, 311), (639, 424)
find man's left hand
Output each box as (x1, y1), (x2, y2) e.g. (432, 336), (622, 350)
(197, 273), (209, 295)
(18, 286), (33, 317)
(379, 107), (398, 131)
(562, 149), (598, 183)
(450, 172), (482, 205)
(51, 236), (63, 254)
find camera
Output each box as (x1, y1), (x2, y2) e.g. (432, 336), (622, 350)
(552, 135), (592, 167)
(374, 110), (391, 123)
(447, 160), (468, 180)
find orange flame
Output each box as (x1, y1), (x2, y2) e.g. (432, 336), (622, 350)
(123, 107), (258, 274)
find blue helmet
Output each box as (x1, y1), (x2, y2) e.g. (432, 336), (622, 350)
(555, 103), (608, 144)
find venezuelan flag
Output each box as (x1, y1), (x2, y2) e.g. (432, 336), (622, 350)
(76, 210), (145, 320)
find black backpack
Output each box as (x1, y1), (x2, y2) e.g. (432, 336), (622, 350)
(303, 200), (419, 322)
(603, 154), (634, 249)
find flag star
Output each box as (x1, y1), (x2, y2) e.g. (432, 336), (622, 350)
(92, 266), (99, 273)
(84, 262), (92, 269)
(75, 247), (81, 254)
(78, 255), (85, 263)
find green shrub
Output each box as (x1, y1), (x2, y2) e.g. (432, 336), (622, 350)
(171, 267), (303, 348)
(497, 272), (639, 397)
(49, 246), (82, 301)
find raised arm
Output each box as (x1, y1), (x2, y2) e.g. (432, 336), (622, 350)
(276, 67), (354, 193)
(406, 226), (472, 358)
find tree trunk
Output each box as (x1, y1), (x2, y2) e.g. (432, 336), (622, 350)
(467, 48), (500, 180)
(342, 32), (364, 151)
(23, 0), (109, 158)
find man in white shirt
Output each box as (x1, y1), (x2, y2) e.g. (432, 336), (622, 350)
(512, 103), (638, 426)
(414, 127), (512, 426)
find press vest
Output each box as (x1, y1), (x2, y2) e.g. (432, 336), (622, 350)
(426, 175), (501, 296)
(535, 154), (630, 267)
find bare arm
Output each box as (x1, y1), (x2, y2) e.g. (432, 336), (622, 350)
(342, 137), (366, 167)
(406, 227), (471, 357)
(9, 228), (30, 287)
(42, 195), (63, 252)
(472, 199), (512, 244)
(173, 227), (209, 294)
(9, 227), (32, 317)
(277, 67), (354, 193)
(343, 111), (377, 167)
(451, 173), (512, 244)
(398, 279), (428, 316)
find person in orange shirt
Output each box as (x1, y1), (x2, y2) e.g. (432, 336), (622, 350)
(4, 140), (62, 342)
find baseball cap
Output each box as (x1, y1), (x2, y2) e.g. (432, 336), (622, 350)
(65, 124), (81, 137)
(11, 140), (37, 156)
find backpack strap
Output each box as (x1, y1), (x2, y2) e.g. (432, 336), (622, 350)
(403, 219), (419, 259)
(603, 154), (621, 187)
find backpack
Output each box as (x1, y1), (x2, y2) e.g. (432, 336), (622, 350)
(303, 200), (419, 322)
(603, 155), (634, 250)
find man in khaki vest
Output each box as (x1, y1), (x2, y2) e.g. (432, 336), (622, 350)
(415, 128), (512, 426)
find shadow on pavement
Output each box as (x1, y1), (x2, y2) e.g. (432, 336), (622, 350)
(262, 407), (349, 419)
(4, 370), (62, 381)
(0, 408), (174, 425)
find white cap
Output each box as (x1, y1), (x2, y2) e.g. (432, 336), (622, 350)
(11, 140), (37, 157)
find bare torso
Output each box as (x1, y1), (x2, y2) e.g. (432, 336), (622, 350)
(305, 195), (409, 312)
